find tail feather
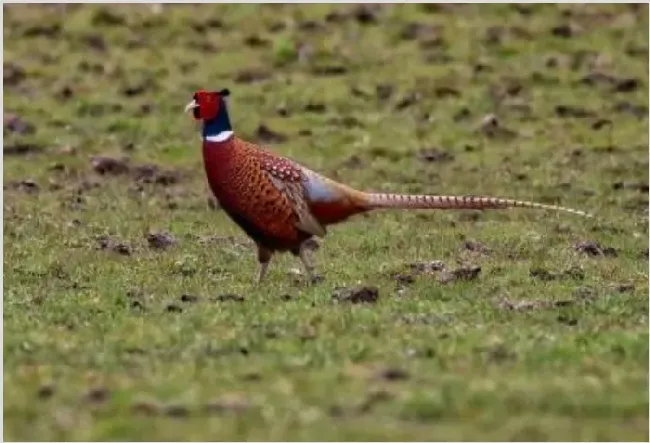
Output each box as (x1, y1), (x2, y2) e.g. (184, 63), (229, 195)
(365, 193), (593, 218)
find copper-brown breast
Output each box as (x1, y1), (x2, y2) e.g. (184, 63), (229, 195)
(202, 139), (306, 249)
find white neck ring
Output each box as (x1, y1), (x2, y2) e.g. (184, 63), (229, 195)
(204, 130), (234, 143)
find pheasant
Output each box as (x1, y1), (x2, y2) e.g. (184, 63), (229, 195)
(185, 89), (591, 283)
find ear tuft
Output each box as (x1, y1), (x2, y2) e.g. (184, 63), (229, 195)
(219, 88), (230, 97)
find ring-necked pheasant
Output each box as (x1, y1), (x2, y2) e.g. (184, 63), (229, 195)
(185, 89), (592, 283)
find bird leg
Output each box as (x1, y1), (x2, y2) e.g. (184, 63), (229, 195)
(293, 242), (322, 284)
(256, 245), (273, 284)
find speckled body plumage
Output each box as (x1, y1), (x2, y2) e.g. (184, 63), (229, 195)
(187, 89), (592, 283)
(204, 138), (318, 251)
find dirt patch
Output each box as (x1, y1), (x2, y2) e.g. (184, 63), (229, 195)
(393, 260), (446, 288)
(409, 260), (446, 274)
(311, 64), (348, 76)
(83, 34), (107, 53)
(212, 293), (245, 302)
(4, 62), (26, 87)
(438, 265), (482, 284)
(614, 101), (647, 118)
(573, 240), (618, 257)
(530, 266), (584, 281)
(204, 393), (251, 415)
(395, 91), (422, 110)
(579, 72), (642, 93)
(417, 148), (455, 163)
(462, 239), (493, 255)
(555, 105), (596, 118)
(332, 286), (379, 304)
(613, 78), (641, 93)
(163, 404), (190, 418)
(90, 156), (183, 185)
(243, 34), (270, 47)
(84, 387), (110, 404)
(591, 118), (613, 130)
(165, 303), (183, 313)
(304, 102), (327, 113)
(551, 23), (580, 38)
(91, 156), (130, 175)
(132, 164), (182, 186)
(612, 181), (649, 193)
(434, 85), (460, 98)
(4, 143), (44, 156)
(180, 294), (200, 303)
(37, 384), (55, 399)
(496, 297), (575, 311)
(96, 236), (132, 256)
(573, 286), (597, 300)
(375, 367), (409, 381)
(146, 231), (176, 249)
(614, 283), (635, 293)
(4, 114), (35, 135)
(194, 235), (250, 248)
(557, 315), (578, 326)
(394, 273), (416, 287)
(376, 83), (394, 101)
(6, 179), (39, 194)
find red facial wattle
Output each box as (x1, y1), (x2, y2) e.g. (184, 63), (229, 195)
(194, 91), (220, 121)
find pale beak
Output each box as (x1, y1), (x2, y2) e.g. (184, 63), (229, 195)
(184, 100), (198, 113)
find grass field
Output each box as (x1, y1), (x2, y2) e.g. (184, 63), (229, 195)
(3, 4), (649, 441)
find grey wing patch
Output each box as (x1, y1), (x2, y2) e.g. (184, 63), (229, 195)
(267, 175), (327, 238)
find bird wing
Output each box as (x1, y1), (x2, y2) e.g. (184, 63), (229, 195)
(260, 154), (327, 238)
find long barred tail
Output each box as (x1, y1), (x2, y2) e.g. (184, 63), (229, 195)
(365, 193), (593, 217)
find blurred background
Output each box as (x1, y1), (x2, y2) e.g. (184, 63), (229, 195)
(3, 4), (648, 441)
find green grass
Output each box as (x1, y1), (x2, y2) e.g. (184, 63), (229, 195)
(3, 4), (649, 441)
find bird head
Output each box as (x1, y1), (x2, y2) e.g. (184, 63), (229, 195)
(184, 89), (230, 121)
